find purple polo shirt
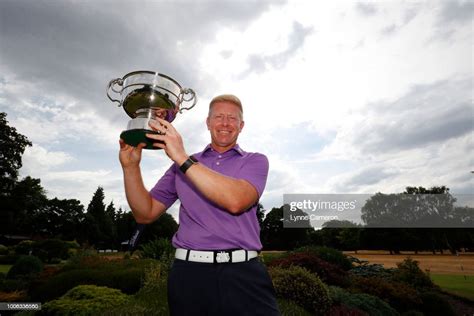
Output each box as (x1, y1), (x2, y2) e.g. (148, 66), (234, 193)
(150, 144), (269, 251)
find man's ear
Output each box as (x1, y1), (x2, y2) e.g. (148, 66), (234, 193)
(239, 120), (245, 132)
(206, 117), (210, 130)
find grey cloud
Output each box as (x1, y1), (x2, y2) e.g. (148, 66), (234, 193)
(438, 0), (474, 25)
(346, 166), (398, 188)
(355, 3), (377, 16)
(380, 24), (398, 37)
(0, 0), (284, 120)
(351, 77), (473, 154)
(433, 0), (474, 40)
(240, 21), (313, 77)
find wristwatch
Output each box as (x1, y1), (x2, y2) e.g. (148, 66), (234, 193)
(179, 155), (198, 174)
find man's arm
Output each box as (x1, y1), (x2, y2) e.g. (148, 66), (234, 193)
(119, 140), (167, 223)
(146, 119), (267, 214)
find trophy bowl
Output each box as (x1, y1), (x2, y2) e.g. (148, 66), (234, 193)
(107, 70), (196, 149)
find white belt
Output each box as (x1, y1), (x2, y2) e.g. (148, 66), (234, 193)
(175, 248), (258, 263)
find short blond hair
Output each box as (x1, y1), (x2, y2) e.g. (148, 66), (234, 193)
(209, 94), (243, 118)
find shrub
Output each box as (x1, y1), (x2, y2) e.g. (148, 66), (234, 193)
(138, 238), (174, 260)
(392, 258), (434, 290)
(350, 262), (395, 280)
(7, 256), (43, 279)
(277, 299), (312, 316)
(269, 266), (331, 315)
(0, 278), (29, 291)
(42, 285), (130, 316)
(294, 246), (353, 270)
(419, 292), (456, 316)
(329, 286), (398, 316)
(350, 276), (421, 312)
(14, 240), (35, 256)
(34, 239), (70, 263)
(268, 252), (350, 287)
(328, 304), (368, 316)
(104, 269), (169, 316)
(29, 258), (156, 301)
(0, 244), (8, 255)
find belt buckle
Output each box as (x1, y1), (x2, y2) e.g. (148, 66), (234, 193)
(215, 251), (231, 263)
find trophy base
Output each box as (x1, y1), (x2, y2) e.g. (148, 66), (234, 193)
(120, 129), (164, 150)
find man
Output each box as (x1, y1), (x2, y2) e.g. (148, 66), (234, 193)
(119, 94), (280, 315)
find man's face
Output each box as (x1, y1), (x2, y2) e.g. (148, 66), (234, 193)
(206, 101), (244, 152)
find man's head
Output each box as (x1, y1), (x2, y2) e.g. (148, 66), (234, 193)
(206, 94), (245, 152)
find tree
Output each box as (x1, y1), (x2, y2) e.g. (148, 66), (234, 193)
(34, 198), (85, 240)
(1, 176), (48, 235)
(260, 205), (312, 250)
(0, 112), (32, 194)
(256, 203), (265, 227)
(85, 187), (116, 248)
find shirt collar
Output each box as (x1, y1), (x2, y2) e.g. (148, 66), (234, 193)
(203, 144), (245, 156)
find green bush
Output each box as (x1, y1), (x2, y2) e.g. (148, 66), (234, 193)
(7, 256), (43, 279)
(0, 244), (8, 255)
(42, 285), (130, 316)
(104, 267), (169, 316)
(14, 240), (35, 256)
(268, 252), (350, 287)
(277, 299), (312, 316)
(392, 258), (434, 290)
(293, 246), (353, 270)
(350, 262), (395, 280)
(138, 238), (174, 260)
(329, 286), (398, 316)
(34, 239), (70, 263)
(269, 266), (331, 315)
(0, 278), (29, 291)
(419, 292), (455, 316)
(30, 258), (156, 301)
(350, 276), (421, 312)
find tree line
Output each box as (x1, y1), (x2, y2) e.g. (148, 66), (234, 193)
(1, 111), (472, 252)
(0, 112), (176, 248)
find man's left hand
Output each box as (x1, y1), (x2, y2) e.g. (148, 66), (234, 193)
(147, 118), (188, 165)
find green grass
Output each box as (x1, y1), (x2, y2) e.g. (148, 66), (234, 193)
(0, 264), (12, 274)
(431, 274), (474, 300)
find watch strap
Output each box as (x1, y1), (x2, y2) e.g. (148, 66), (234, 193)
(179, 155), (198, 174)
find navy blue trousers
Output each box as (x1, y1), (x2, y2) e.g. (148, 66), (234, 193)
(167, 258), (280, 316)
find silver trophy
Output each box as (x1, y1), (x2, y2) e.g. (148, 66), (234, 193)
(107, 70), (197, 149)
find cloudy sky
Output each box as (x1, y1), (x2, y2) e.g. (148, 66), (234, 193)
(1, 0), (472, 220)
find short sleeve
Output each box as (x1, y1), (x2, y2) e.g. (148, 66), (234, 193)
(238, 153), (269, 197)
(149, 164), (179, 209)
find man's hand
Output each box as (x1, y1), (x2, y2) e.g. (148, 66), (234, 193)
(119, 139), (146, 169)
(147, 118), (188, 165)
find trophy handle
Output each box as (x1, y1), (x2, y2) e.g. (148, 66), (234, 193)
(106, 78), (124, 105)
(179, 88), (197, 112)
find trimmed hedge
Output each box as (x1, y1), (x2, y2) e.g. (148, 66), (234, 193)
(350, 276), (421, 312)
(268, 252), (350, 287)
(269, 266), (331, 315)
(7, 256), (43, 279)
(329, 286), (398, 316)
(42, 285), (130, 316)
(293, 246), (353, 270)
(29, 257), (157, 301)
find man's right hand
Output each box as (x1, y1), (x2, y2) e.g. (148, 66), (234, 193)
(119, 139), (146, 169)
